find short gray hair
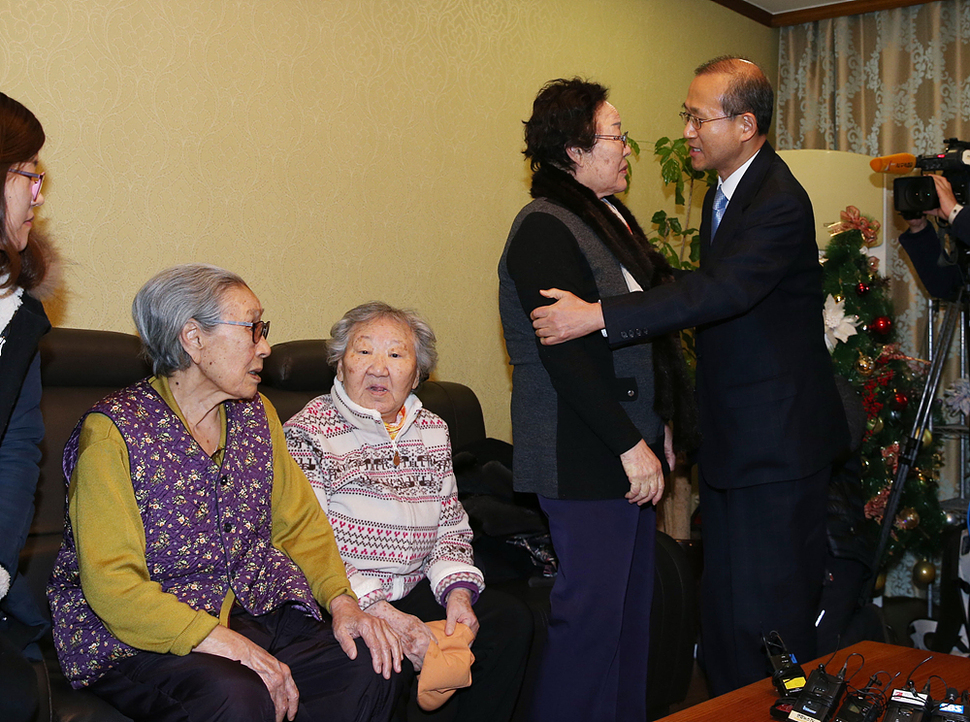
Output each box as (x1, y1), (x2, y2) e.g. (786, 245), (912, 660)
(132, 263), (248, 377)
(328, 301), (437, 384)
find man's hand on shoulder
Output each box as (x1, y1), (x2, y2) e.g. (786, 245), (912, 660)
(530, 289), (605, 345)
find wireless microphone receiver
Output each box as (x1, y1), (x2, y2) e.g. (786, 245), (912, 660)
(788, 664), (847, 722)
(884, 682), (932, 722)
(832, 674), (888, 722)
(764, 632), (808, 697)
(929, 689), (968, 722)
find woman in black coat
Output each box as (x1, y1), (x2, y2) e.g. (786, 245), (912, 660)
(498, 78), (696, 722)
(0, 91), (55, 722)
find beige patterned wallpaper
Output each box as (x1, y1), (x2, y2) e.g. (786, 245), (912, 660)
(1, 0), (776, 441)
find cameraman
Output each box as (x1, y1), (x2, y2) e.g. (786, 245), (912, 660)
(898, 173), (966, 300)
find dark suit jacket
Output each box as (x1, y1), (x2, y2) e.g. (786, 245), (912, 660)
(602, 143), (848, 489)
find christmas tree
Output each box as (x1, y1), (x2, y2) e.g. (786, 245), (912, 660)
(821, 211), (945, 565)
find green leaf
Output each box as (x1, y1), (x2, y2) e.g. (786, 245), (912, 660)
(661, 158), (681, 186)
(689, 239), (701, 262)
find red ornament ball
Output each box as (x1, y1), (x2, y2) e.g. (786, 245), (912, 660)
(856, 282), (870, 295)
(892, 391), (909, 410)
(871, 316), (892, 335)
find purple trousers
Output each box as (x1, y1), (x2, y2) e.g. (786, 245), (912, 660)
(530, 496), (656, 722)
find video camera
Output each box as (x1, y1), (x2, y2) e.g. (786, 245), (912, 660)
(880, 139), (970, 217)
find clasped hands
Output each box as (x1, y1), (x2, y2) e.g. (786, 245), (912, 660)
(366, 588), (478, 671)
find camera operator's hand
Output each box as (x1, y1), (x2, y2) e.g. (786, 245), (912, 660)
(927, 173), (959, 220)
(906, 175), (959, 234)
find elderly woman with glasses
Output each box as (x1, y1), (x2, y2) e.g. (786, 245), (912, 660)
(284, 302), (532, 722)
(498, 78), (697, 722)
(47, 264), (402, 722)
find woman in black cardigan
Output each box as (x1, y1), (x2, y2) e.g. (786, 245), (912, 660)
(498, 78), (696, 722)
(0, 91), (55, 722)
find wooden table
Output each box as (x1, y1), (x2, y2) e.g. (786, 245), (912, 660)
(658, 641), (970, 722)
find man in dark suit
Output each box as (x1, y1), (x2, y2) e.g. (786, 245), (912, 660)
(530, 56), (849, 695)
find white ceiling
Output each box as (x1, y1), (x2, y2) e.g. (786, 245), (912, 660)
(746, 0), (850, 12)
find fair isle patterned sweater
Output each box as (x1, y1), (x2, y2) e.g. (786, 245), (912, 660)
(284, 379), (484, 609)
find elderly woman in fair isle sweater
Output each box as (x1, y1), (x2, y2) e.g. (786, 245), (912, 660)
(47, 265), (402, 722)
(284, 302), (532, 722)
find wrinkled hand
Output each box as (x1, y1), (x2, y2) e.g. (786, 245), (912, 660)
(365, 601), (437, 671)
(530, 289), (605, 345)
(445, 588), (479, 638)
(663, 424), (675, 471)
(620, 439), (664, 506)
(330, 594), (403, 679)
(194, 624), (299, 722)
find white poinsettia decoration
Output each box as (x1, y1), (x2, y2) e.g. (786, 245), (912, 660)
(822, 294), (859, 352)
(944, 378), (970, 417)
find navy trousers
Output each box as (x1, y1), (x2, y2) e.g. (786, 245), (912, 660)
(530, 496), (655, 722)
(89, 604), (400, 722)
(700, 466), (829, 696)
(0, 629), (38, 722)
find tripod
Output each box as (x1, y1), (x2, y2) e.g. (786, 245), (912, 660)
(858, 252), (970, 659)
(860, 286), (964, 609)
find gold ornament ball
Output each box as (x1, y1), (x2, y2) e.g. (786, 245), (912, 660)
(912, 559), (936, 589)
(897, 507), (920, 530)
(867, 417), (884, 434)
(860, 456), (870, 473)
(834, 293), (845, 304)
(922, 429), (933, 446)
(873, 571), (886, 596)
(856, 355), (875, 377)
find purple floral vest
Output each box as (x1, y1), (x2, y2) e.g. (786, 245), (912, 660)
(47, 379), (320, 688)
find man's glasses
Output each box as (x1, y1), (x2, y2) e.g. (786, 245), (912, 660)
(679, 111), (737, 130)
(7, 168), (45, 202)
(593, 131), (629, 147)
(215, 320), (271, 344)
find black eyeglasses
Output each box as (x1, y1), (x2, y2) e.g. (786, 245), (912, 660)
(215, 320), (270, 344)
(679, 111), (737, 129)
(7, 168), (45, 201)
(593, 131), (629, 147)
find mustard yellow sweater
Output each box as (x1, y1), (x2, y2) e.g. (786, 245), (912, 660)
(68, 375), (353, 655)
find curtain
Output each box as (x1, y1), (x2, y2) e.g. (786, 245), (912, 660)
(778, 1), (970, 156)
(777, 0), (970, 398)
